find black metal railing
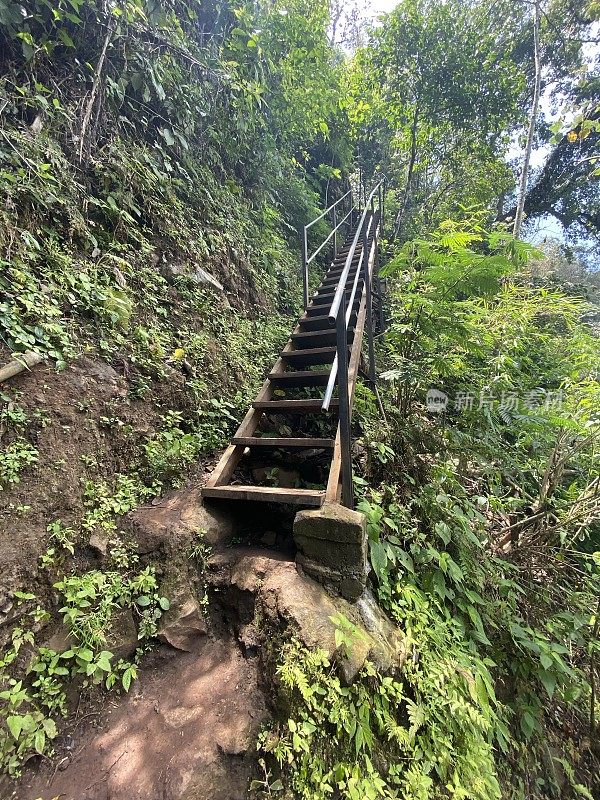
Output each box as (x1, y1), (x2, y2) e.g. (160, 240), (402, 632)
(322, 179), (385, 507)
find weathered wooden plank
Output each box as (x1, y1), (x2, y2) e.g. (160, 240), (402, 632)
(232, 436), (334, 449)
(203, 485), (325, 506)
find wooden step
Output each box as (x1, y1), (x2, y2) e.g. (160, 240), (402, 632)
(291, 328), (354, 346)
(311, 290), (360, 306)
(325, 263), (359, 277)
(313, 286), (354, 300)
(232, 436), (334, 448)
(203, 485), (324, 506)
(322, 272), (358, 288)
(269, 369), (331, 386)
(311, 294), (336, 306)
(306, 299), (360, 316)
(327, 259), (361, 277)
(299, 310), (357, 331)
(252, 398), (339, 412)
(281, 346), (337, 366)
(298, 315), (336, 331)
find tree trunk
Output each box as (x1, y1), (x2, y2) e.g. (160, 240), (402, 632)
(513, 0), (542, 239)
(393, 106), (419, 239)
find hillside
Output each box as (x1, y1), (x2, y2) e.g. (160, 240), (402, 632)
(1, 0), (599, 798)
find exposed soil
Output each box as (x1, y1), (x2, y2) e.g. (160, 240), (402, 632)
(0, 350), (223, 629)
(13, 634), (267, 800)
(0, 354), (193, 586)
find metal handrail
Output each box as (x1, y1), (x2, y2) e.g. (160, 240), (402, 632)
(321, 213), (373, 412)
(306, 207), (353, 266)
(305, 189), (352, 232)
(301, 188), (353, 309)
(327, 181), (383, 324)
(322, 178), (385, 507)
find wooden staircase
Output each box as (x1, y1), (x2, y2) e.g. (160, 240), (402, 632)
(202, 183), (384, 509)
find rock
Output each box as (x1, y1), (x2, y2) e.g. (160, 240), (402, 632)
(106, 608), (139, 659)
(74, 357), (122, 398)
(251, 466), (301, 488)
(45, 624), (73, 654)
(215, 717), (255, 756)
(0, 598), (13, 615)
(161, 261), (224, 291)
(194, 266), (224, 291)
(89, 530), (110, 557)
(259, 530), (277, 547)
(158, 596), (207, 652)
(207, 549), (406, 684)
(30, 112), (44, 135)
(123, 488), (236, 555)
(46, 612), (138, 660)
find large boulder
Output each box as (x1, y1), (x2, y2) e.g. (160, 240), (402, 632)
(123, 488), (236, 555)
(207, 548), (405, 684)
(158, 595), (207, 652)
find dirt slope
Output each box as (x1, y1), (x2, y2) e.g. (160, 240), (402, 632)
(14, 634), (266, 800)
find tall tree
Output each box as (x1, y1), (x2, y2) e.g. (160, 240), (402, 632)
(513, 0), (542, 238)
(353, 0), (522, 238)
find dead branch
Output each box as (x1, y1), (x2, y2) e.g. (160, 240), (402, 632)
(0, 351), (44, 384)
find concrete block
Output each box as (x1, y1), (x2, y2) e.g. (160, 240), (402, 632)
(293, 503), (368, 602)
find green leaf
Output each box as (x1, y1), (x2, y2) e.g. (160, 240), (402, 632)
(538, 668), (557, 699)
(136, 595), (152, 607)
(520, 709), (537, 739)
(96, 651), (113, 672)
(539, 653), (553, 670)
(369, 540), (387, 580)
(58, 29), (75, 48)
(122, 669), (132, 692)
(434, 521), (452, 545)
(7, 715), (23, 741)
(76, 647), (94, 662)
(34, 730), (46, 754)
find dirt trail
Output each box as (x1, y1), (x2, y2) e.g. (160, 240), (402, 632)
(15, 635), (266, 800)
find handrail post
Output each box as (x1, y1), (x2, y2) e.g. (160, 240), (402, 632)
(301, 226), (309, 309)
(349, 188), (353, 228)
(363, 213), (376, 384)
(336, 293), (353, 508)
(375, 232), (384, 332)
(358, 169), (362, 213)
(333, 204), (337, 255)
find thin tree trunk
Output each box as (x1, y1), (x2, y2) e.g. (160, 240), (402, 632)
(79, 4), (114, 164)
(393, 106), (419, 239)
(513, 0), (542, 239)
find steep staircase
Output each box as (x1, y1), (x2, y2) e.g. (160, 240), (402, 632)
(202, 181), (384, 510)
